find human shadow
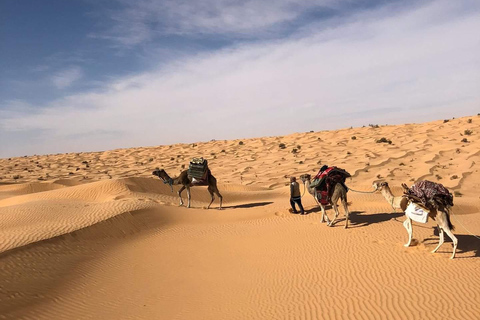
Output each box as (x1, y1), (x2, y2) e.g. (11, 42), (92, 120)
(423, 227), (480, 258)
(348, 211), (404, 228)
(222, 201), (273, 209)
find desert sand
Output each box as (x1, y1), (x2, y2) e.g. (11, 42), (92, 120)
(1, 116), (479, 319)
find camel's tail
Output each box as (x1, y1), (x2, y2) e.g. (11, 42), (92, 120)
(446, 207), (455, 231)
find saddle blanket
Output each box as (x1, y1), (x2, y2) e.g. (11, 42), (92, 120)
(405, 202), (429, 223)
(315, 190), (329, 206)
(310, 167), (335, 188)
(406, 180), (453, 208)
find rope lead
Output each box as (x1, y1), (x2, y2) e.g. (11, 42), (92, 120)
(347, 187), (378, 194)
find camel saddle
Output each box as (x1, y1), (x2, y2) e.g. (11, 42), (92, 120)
(311, 166), (351, 205)
(403, 180), (453, 210)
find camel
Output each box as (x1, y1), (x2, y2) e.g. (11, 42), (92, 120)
(299, 174), (350, 228)
(373, 181), (458, 259)
(152, 168), (223, 209)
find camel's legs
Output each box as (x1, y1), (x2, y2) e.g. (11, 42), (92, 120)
(207, 187), (215, 209)
(186, 187), (191, 208)
(320, 204), (329, 224)
(444, 227), (458, 259)
(215, 188), (223, 209)
(434, 211), (458, 259)
(342, 198), (350, 229)
(403, 216), (413, 247)
(314, 198), (324, 221)
(314, 198), (322, 219)
(178, 185), (186, 206)
(206, 186), (223, 209)
(328, 201), (341, 227)
(432, 226), (458, 259)
(431, 226), (445, 254)
(206, 186), (216, 209)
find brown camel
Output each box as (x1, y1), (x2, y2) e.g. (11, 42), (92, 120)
(299, 174), (350, 228)
(152, 168), (223, 209)
(373, 181), (458, 259)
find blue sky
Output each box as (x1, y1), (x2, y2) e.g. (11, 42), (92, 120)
(1, 0), (479, 157)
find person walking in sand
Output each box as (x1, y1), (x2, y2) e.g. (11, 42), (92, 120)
(290, 177), (305, 214)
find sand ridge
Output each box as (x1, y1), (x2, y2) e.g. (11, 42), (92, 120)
(1, 115), (479, 319)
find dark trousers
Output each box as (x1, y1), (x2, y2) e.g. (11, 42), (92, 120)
(290, 197), (305, 214)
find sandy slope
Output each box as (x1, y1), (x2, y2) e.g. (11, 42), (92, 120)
(1, 115), (480, 319)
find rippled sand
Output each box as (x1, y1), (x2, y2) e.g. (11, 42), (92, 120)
(1, 115), (479, 319)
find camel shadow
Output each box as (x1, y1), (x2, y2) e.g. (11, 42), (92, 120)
(305, 202), (355, 214)
(423, 228), (480, 258)
(306, 205), (333, 214)
(304, 210), (398, 228)
(321, 211), (365, 228)
(223, 202), (273, 209)
(348, 211), (404, 228)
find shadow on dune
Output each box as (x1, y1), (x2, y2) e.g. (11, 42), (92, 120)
(348, 211), (404, 228)
(301, 210), (376, 227)
(453, 234), (480, 258)
(313, 211), (366, 228)
(305, 205), (332, 214)
(0, 208), (167, 318)
(223, 201), (273, 209)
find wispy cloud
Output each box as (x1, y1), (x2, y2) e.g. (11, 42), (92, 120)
(1, 0), (480, 157)
(51, 66), (83, 89)
(93, 0), (354, 45)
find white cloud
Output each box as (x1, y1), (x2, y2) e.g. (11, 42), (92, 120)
(1, 0), (480, 157)
(51, 66), (83, 89)
(96, 0), (346, 45)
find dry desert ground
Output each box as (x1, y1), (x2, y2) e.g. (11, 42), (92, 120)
(1, 116), (479, 319)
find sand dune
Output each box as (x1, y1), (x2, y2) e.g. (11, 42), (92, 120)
(1, 115), (480, 319)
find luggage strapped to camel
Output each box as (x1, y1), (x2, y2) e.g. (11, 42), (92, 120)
(188, 157), (209, 181)
(311, 166), (351, 205)
(403, 180), (453, 208)
(402, 180), (454, 223)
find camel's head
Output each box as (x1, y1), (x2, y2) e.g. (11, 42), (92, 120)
(152, 168), (167, 181)
(372, 181), (388, 191)
(299, 174), (311, 183)
(152, 168), (174, 192)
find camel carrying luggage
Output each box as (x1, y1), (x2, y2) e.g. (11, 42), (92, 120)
(188, 157), (209, 179)
(310, 166), (351, 205)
